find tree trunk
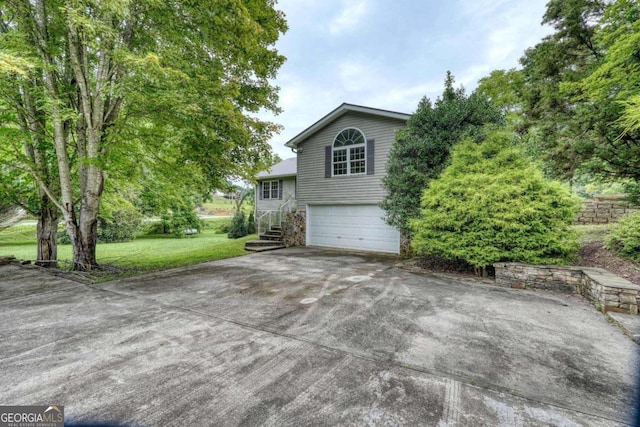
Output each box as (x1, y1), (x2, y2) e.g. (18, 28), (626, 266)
(36, 196), (59, 268)
(71, 228), (98, 271)
(67, 169), (104, 271)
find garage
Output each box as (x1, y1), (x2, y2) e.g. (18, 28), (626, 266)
(307, 205), (400, 254)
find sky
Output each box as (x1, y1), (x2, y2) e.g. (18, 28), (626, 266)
(261, 0), (554, 160)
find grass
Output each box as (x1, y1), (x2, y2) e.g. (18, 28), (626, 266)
(0, 218), (255, 281)
(572, 223), (614, 243)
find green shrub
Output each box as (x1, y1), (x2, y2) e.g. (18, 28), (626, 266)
(606, 211), (640, 262)
(411, 131), (581, 274)
(160, 203), (202, 237)
(228, 211), (247, 239)
(247, 212), (256, 234)
(97, 202), (143, 243)
(143, 221), (165, 235)
(57, 228), (71, 244)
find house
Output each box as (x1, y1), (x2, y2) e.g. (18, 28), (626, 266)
(255, 157), (297, 210)
(255, 103), (410, 254)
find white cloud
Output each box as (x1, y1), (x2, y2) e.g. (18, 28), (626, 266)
(262, 0), (555, 159)
(338, 60), (383, 92)
(328, 0), (370, 35)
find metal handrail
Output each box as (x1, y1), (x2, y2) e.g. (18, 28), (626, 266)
(256, 197), (296, 236)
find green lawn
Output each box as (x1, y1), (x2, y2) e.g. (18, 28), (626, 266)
(0, 219), (255, 281)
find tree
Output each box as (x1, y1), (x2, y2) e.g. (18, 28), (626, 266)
(476, 69), (524, 116)
(0, 0), (287, 270)
(412, 131), (580, 275)
(517, 0), (640, 181)
(0, 70), (61, 267)
(567, 0), (640, 180)
(381, 72), (503, 237)
(0, 152), (60, 267)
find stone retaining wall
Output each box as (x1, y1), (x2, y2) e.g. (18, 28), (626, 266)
(494, 262), (640, 315)
(493, 263), (582, 292)
(282, 211), (306, 247)
(579, 268), (640, 315)
(576, 199), (638, 225)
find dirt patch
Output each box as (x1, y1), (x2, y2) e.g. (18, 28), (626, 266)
(415, 255), (476, 275)
(571, 240), (640, 286)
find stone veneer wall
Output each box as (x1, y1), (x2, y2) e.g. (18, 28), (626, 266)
(494, 263), (640, 315)
(576, 199), (638, 225)
(282, 211), (306, 247)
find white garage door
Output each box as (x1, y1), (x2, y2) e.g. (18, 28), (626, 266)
(307, 205), (400, 254)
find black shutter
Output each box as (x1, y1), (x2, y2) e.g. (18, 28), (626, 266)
(366, 139), (375, 175)
(325, 146), (332, 178)
(258, 182), (263, 200)
(278, 180), (283, 200)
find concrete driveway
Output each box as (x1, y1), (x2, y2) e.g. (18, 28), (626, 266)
(1, 248), (638, 426)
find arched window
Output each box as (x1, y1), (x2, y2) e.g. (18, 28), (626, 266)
(332, 128), (366, 176)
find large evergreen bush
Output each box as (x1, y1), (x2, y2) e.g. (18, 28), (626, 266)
(411, 131), (580, 274)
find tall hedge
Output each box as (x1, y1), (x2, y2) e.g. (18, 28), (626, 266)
(411, 131), (580, 273)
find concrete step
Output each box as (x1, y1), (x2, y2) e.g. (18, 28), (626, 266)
(260, 233), (283, 241)
(245, 244), (285, 252)
(270, 225), (282, 231)
(245, 239), (283, 247)
(607, 312), (640, 345)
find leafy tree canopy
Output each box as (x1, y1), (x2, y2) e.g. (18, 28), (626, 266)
(0, 0), (287, 269)
(518, 0), (640, 182)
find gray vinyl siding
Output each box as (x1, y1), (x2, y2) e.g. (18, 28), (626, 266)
(297, 111), (406, 208)
(255, 177), (296, 211)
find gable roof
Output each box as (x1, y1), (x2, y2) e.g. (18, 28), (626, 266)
(256, 157), (297, 179)
(284, 103), (411, 149)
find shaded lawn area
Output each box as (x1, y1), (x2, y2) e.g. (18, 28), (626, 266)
(0, 220), (255, 281)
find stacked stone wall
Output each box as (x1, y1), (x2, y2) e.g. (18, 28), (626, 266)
(579, 268), (640, 315)
(576, 199), (638, 225)
(493, 263), (582, 293)
(494, 262), (640, 315)
(282, 211), (306, 247)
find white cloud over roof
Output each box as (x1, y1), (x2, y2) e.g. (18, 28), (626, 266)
(261, 0), (553, 160)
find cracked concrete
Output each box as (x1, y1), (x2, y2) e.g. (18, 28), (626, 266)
(1, 247), (638, 426)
